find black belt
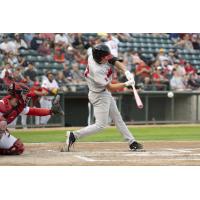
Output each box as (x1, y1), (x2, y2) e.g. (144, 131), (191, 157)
(89, 89), (106, 93)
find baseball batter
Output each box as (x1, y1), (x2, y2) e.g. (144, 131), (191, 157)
(64, 44), (143, 151)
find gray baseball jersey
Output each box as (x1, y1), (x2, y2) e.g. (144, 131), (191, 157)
(84, 52), (113, 92)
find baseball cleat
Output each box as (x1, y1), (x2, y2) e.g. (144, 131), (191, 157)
(129, 141), (143, 151)
(66, 131), (76, 152)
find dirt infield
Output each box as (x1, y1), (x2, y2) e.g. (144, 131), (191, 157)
(1, 141), (200, 166)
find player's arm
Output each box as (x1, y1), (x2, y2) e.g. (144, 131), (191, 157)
(106, 79), (135, 92)
(108, 58), (134, 80)
(34, 89), (48, 96)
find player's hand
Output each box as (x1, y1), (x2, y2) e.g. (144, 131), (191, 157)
(125, 78), (135, 87)
(42, 90), (48, 96)
(125, 70), (134, 81)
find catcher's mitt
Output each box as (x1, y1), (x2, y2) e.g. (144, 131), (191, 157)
(51, 95), (64, 115)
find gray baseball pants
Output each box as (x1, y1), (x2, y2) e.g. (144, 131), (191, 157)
(74, 90), (135, 144)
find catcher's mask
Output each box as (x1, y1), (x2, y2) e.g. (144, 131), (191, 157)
(8, 82), (30, 96)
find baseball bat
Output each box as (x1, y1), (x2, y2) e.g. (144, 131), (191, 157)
(132, 84), (143, 109)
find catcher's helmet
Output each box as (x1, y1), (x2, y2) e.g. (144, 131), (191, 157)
(8, 82), (29, 96)
(92, 44), (111, 64)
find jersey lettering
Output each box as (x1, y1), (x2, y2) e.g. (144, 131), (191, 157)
(106, 67), (112, 78)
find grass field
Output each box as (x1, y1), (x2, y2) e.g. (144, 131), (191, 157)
(12, 126), (200, 143)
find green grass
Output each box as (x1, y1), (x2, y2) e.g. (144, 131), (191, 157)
(11, 126), (200, 143)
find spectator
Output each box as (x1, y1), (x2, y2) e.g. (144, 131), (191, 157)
(69, 33), (84, 49)
(23, 33), (34, 47)
(17, 55), (29, 68)
(105, 33), (120, 57)
(30, 34), (43, 50)
(185, 61), (196, 75)
(39, 33), (55, 41)
(135, 61), (151, 84)
(187, 73), (200, 90)
(74, 49), (87, 67)
(123, 50), (134, 71)
(0, 35), (17, 54)
(55, 33), (69, 48)
(191, 34), (200, 50)
(175, 34), (193, 50)
(152, 67), (169, 90)
(0, 63), (12, 79)
(56, 71), (69, 92)
(71, 63), (85, 84)
(7, 52), (19, 67)
(14, 34), (28, 50)
(38, 40), (51, 55)
(65, 46), (76, 63)
(53, 44), (65, 63)
(23, 62), (37, 85)
(173, 59), (186, 77)
(132, 51), (143, 64)
(0, 36), (9, 53)
(167, 49), (177, 65)
(63, 63), (73, 82)
(170, 69), (186, 91)
(116, 33), (132, 42)
(156, 48), (169, 67)
(12, 67), (26, 83)
(169, 33), (180, 42)
(162, 59), (173, 80)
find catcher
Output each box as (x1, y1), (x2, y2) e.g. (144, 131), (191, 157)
(0, 82), (64, 155)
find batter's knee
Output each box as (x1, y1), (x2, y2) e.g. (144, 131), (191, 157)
(0, 139), (24, 155)
(95, 121), (107, 131)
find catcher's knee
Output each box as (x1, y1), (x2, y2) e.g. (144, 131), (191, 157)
(0, 139), (24, 155)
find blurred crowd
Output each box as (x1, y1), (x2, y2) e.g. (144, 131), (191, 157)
(0, 33), (200, 94)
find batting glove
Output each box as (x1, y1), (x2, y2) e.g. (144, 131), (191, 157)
(125, 79), (135, 87)
(125, 70), (134, 81)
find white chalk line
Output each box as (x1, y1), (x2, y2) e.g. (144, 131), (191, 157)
(75, 155), (96, 162)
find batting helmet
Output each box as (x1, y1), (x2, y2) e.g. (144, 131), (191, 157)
(92, 44), (112, 64)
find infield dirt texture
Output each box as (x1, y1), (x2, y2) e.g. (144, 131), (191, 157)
(1, 125), (200, 166)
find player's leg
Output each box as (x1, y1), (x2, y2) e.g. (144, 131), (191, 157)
(63, 92), (111, 151)
(74, 93), (111, 138)
(40, 99), (51, 125)
(109, 96), (135, 144)
(21, 114), (27, 129)
(0, 131), (24, 155)
(35, 116), (40, 125)
(109, 96), (143, 150)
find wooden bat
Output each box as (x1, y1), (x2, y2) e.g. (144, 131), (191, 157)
(132, 84), (143, 109)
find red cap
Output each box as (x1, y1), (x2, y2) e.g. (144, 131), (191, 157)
(34, 81), (40, 86)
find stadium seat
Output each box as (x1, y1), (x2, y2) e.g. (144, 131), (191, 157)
(26, 55), (36, 62)
(36, 56), (45, 62)
(19, 49), (29, 55)
(29, 49), (38, 56)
